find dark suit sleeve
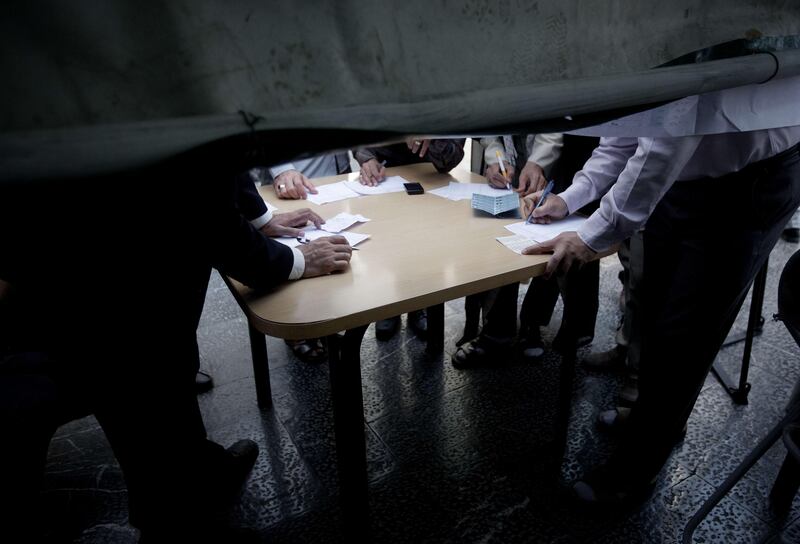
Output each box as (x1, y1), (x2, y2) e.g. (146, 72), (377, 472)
(234, 171), (269, 222)
(196, 171), (293, 290)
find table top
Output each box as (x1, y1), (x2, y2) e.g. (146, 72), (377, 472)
(227, 163), (549, 339)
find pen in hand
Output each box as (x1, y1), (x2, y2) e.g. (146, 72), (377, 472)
(296, 236), (359, 250)
(495, 150), (511, 190)
(525, 180), (555, 224)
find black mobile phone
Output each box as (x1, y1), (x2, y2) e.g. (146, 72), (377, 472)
(404, 182), (424, 195)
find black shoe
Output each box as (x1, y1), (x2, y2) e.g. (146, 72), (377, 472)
(572, 464), (657, 507)
(782, 227), (800, 243)
(223, 439), (259, 493)
(375, 315), (401, 340)
(582, 345), (628, 372)
(195, 370), (214, 394)
(519, 327), (545, 362)
(552, 331), (593, 353)
(407, 309), (428, 340)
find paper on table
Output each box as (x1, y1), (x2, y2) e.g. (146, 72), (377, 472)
(496, 234), (536, 254)
(320, 212), (370, 233)
(306, 181), (361, 205)
(343, 175), (408, 195)
(504, 215), (586, 242)
(430, 182), (514, 201)
(274, 228), (371, 248)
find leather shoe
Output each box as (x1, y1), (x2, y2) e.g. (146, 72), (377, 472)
(375, 315), (401, 340)
(195, 370), (214, 394)
(519, 327), (545, 362)
(783, 227), (800, 243)
(582, 345), (627, 372)
(407, 309), (428, 339)
(572, 465), (657, 507)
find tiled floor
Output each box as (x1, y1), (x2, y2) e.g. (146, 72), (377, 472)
(40, 238), (800, 543)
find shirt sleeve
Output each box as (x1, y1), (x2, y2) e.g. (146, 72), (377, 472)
(248, 209), (273, 230)
(425, 138), (465, 173)
(577, 136), (703, 252)
(527, 133), (563, 176)
(558, 137), (639, 214)
(353, 147), (378, 165)
(481, 138), (504, 165)
(288, 247), (305, 280)
(269, 162), (297, 179)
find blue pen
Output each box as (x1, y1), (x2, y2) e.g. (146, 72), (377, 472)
(525, 180), (555, 224)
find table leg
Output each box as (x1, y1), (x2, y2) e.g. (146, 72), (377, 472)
(327, 326), (371, 539)
(247, 322), (272, 409)
(425, 303), (445, 355)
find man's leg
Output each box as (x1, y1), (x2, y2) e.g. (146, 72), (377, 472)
(597, 151), (800, 490)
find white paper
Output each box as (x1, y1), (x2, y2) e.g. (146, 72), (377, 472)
(274, 228), (370, 248)
(504, 215), (587, 242)
(319, 212), (370, 233)
(496, 234), (536, 254)
(430, 182), (514, 201)
(306, 181), (362, 205)
(343, 175), (408, 195)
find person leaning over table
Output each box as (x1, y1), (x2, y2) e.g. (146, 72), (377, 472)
(354, 137), (466, 340)
(0, 151), (353, 540)
(520, 125), (800, 506)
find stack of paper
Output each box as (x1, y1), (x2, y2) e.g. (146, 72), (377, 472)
(471, 191), (519, 215)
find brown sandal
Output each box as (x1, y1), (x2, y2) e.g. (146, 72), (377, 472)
(284, 338), (326, 363)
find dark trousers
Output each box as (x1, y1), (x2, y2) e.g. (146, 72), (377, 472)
(476, 261), (599, 344)
(0, 352), (89, 538)
(619, 146), (800, 480)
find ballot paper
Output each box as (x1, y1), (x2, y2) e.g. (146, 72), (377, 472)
(274, 229), (370, 248)
(496, 234), (536, 254)
(306, 181), (362, 205)
(503, 215), (587, 243)
(343, 176), (408, 195)
(472, 191), (520, 215)
(320, 212), (370, 233)
(429, 182), (487, 201)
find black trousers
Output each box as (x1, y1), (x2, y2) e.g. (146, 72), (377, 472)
(618, 145), (800, 480)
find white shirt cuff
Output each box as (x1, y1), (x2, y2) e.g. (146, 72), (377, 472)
(577, 212), (621, 253)
(558, 185), (589, 215)
(269, 163), (296, 179)
(288, 247), (305, 280)
(249, 209), (273, 230)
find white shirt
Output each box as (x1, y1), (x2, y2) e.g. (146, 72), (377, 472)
(559, 126), (800, 252)
(481, 133), (563, 176)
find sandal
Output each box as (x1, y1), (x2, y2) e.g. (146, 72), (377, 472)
(285, 338), (327, 364)
(451, 336), (512, 369)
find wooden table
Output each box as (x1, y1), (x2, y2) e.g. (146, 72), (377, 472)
(225, 162), (552, 537)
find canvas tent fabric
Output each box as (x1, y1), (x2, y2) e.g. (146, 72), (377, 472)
(1, 0), (799, 181)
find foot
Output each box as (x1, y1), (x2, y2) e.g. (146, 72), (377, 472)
(407, 309), (428, 340)
(552, 331), (593, 353)
(596, 406), (687, 445)
(195, 370), (214, 394)
(582, 345), (628, 372)
(518, 327), (545, 362)
(285, 338), (327, 363)
(375, 315), (401, 341)
(452, 336), (511, 369)
(572, 464), (657, 507)
(782, 227), (800, 243)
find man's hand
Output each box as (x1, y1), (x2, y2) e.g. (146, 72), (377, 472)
(522, 232), (596, 279)
(485, 163), (515, 189)
(259, 208), (324, 238)
(299, 236), (353, 278)
(359, 159), (386, 186)
(407, 138), (431, 158)
(520, 192), (568, 224)
(517, 162), (547, 197)
(273, 170), (318, 199)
